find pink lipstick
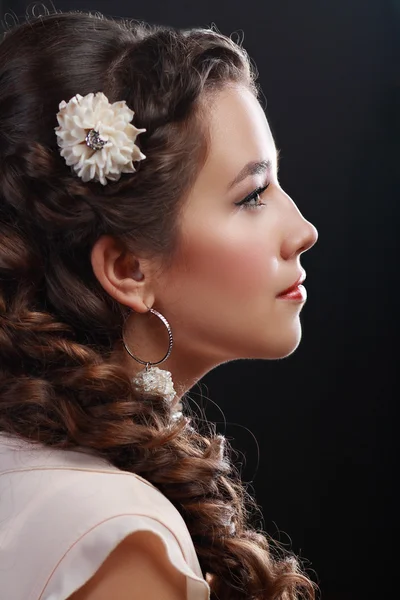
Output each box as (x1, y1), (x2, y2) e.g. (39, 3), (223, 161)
(277, 271), (307, 301)
(277, 285), (307, 301)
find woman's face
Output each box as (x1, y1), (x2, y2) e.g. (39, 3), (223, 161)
(152, 84), (318, 368)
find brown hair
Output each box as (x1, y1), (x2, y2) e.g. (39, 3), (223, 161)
(0, 9), (318, 600)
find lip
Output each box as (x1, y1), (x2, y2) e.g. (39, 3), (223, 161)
(277, 270), (306, 297)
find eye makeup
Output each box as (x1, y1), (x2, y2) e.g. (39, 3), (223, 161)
(234, 183), (270, 210)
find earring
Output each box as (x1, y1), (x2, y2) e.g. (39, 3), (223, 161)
(122, 307), (183, 421)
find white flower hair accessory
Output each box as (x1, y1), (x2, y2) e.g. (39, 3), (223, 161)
(54, 91), (146, 185)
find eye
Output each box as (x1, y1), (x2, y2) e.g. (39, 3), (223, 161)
(235, 183), (270, 210)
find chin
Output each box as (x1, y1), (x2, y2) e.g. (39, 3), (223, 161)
(274, 341), (301, 359)
(257, 324), (303, 360)
(221, 320), (303, 361)
(274, 330), (302, 358)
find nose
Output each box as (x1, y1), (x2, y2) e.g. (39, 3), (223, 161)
(280, 207), (319, 260)
(298, 220), (318, 255)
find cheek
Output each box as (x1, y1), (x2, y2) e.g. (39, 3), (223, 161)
(181, 226), (277, 301)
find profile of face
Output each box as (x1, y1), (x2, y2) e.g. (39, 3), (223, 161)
(92, 84), (318, 392)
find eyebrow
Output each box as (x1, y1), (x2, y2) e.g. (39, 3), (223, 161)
(227, 157), (276, 191)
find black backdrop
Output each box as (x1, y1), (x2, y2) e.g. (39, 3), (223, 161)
(1, 1), (398, 599)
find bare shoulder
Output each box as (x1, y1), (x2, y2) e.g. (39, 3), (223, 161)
(68, 529), (187, 600)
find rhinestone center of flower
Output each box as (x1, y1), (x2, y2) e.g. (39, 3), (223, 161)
(85, 128), (108, 151)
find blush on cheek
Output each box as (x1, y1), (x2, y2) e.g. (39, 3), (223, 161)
(231, 244), (272, 292)
(191, 234), (275, 301)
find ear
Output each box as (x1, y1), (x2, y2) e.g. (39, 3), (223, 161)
(90, 235), (155, 313)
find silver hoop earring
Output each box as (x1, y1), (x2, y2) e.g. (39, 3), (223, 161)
(122, 308), (182, 418)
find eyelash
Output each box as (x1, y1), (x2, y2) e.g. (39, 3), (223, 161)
(235, 183), (270, 210)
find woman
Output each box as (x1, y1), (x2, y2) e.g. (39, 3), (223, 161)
(0, 9), (319, 600)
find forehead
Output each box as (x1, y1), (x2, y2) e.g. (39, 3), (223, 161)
(196, 85), (277, 189)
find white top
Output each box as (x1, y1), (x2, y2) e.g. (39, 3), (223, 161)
(0, 432), (211, 600)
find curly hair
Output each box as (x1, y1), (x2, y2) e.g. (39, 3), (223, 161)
(0, 9), (318, 600)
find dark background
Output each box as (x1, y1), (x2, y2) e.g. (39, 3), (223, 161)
(1, 1), (398, 599)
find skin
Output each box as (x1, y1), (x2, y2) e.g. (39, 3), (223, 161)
(91, 84), (318, 405)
